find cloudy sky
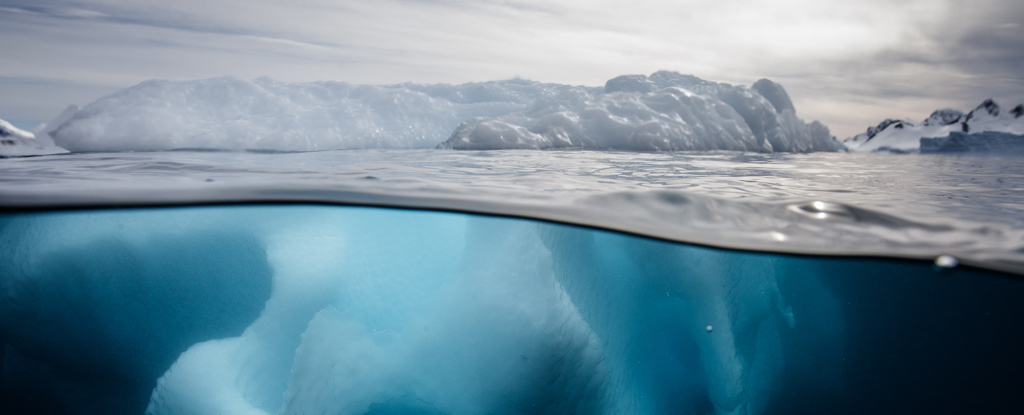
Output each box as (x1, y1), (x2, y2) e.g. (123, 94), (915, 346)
(1, 0), (1022, 138)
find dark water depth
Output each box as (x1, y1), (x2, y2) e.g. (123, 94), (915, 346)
(1, 205), (1021, 415)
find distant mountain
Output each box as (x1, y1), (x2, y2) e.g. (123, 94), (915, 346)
(0, 118), (68, 157)
(843, 99), (1024, 153)
(0, 118), (35, 141)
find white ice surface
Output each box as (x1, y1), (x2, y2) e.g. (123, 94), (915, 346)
(46, 73), (837, 153)
(439, 72), (840, 153)
(49, 77), (592, 152)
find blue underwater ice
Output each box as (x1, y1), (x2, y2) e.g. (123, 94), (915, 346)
(1, 205), (1022, 415)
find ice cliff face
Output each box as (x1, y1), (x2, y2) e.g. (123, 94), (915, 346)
(42, 73), (837, 153)
(843, 99), (1024, 153)
(438, 72), (840, 152)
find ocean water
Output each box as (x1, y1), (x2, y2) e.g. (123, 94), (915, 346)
(1, 149), (1023, 415)
(2, 150), (1023, 271)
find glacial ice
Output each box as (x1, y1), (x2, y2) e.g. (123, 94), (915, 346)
(46, 77), (595, 153)
(438, 72), (840, 152)
(3, 205), (1022, 415)
(41, 72), (838, 153)
(843, 99), (1024, 153)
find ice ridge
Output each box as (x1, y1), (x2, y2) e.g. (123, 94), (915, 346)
(843, 99), (1024, 153)
(438, 71), (841, 152)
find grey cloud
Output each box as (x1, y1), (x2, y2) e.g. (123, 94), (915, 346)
(2, 0), (1021, 140)
(0, 0), (342, 48)
(755, 0), (1024, 137)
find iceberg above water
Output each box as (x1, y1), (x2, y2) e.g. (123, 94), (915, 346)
(439, 73), (840, 152)
(843, 99), (1024, 153)
(40, 72), (838, 153)
(47, 77), (589, 153)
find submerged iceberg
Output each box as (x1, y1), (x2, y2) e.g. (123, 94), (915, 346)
(843, 99), (1024, 153)
(44, 73), (837, 153)
(2, 205), (1022, 415)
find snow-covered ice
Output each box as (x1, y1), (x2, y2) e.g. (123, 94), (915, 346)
(41, 72), (838, 153)
(46, 77), (595, 152)
(843, 99), (1024, 153)
(438, 72), (840, 152)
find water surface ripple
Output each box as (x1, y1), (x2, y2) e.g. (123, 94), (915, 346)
(2, 150), (1022, 273)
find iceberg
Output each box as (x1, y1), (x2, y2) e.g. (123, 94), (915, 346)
(843, 99), (1024, 153)
(43, 73), (837, 154)
(920, 131), (1024, 154)
(438, 72), (841, 152)
(2, 205), (1022, 415)
(47, 77), (594, 153)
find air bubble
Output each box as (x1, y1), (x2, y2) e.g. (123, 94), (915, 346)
(935, 255), (958, 268)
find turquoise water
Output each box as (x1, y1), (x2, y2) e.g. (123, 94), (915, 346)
(2, 205), (1021, 414)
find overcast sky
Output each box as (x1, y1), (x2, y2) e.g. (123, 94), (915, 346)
(1, 0), (1022, 138)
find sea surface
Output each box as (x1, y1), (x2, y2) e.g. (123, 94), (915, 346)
(2, 149), (1023, 273)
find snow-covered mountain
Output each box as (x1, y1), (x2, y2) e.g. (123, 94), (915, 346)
(843, 99), (1024, 153)
(0, 117), (69, 157)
